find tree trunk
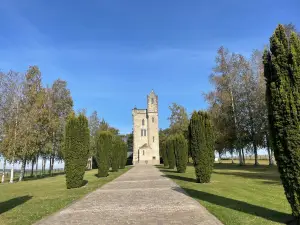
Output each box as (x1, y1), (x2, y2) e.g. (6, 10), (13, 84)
(31, 160), (34, 177)
(242, 148), (245, 164)
(35, 154), (39, 177)
(9, 158), (14, 183)
(50, 156), (54, 176)
(218, 151), (222, 163)
(49, 156), (52, 175)
(271, 149), (276, 165)
(19, 158), (26, 181)
(231, 151), (234, 164)
(42, 158), (46, 175)
(238, 149), (243, 165)
(253, 143), (259, 166)
(2, 159), (6, 183)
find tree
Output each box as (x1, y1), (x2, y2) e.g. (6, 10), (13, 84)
(173, 133), (188, 173)
(189, 111), (214, 183)
(88, 111), (100, 169)
(159, 128), (169, 167)
(168, 103), (189, 137)
(111, 136), (121, 172)
(126, 132), (133, 152)
(0, 71), (24, 183)
(96, 131), (112, 177)
(64, 113), (90, 189)
(166, 136), (176, 169)
(264, 24), (300, 221)
(119, 139), (127, 169)
(48, 79), (73, 175)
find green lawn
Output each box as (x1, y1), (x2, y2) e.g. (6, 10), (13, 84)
(159, 163), (294, 225)
(0, 167), (131, 225)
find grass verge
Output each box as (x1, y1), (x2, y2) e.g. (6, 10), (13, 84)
(0, 167), (131, 225)
(159, 163), (293, 225)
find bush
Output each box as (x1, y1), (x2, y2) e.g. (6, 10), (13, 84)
(119, 141), (127, 169)
(189, 111), (214, 183)
(96, 131), (112, 177)
(174, 134), (188, 173)
(166, 136), (176, 169)
(111, 136), (121, 172)
(64, 113), (90, 189)
(264, 25), (300, 219)
(161, 141), (169, 168)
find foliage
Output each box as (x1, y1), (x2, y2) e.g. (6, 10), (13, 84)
(189, 111), (214, 183)
(173, 133), (188, 173)
(111, 136), (121, 172)
(159, 129), (169, 167)
(64, 113), (90, 189)
(206, 47), (270, 165)
(96, 131), (112, 177)
(168, 103), (189, 137)
(264, 24), (300, 219)
(166, 136), (176, 169)
(119, 140), (127, 169)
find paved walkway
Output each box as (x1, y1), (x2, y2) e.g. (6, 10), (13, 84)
(36, 165), (223, 225)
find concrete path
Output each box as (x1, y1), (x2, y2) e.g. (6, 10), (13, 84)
(36, 165), (223, 225)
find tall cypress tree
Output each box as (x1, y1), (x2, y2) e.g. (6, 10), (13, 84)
(64, 113), (90, 189)
(119, 140), (127, 169)
(264, 24), (300, 220)
(96, 131), (112, 177)
(166, 136), (176, 169)
(174, 134), (188, 173)
(161, 141), (169, 168)
(111, 136), (120, 172)
(189, 111), (214, 183)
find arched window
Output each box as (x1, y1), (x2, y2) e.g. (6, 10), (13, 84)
(153, 136), (155, 142)
(142, 119), (145, 126)
(151, 98), (154, 104)
(152, 117), (154, 123)
(141, 129), (143, 136)
(143, 150), (145, 155)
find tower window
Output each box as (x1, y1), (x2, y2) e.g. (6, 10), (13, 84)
(151, 98), (154, 104)
(152, 117), (154, 123)
(142, 119), (145, 126)
(153, 136), (155, 142)
(144, 129), (147, 136)
(143, 150), (145, 155)
(141, 129), (143, 136)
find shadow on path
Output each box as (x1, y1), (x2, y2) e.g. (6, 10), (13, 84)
(173, 187), (293, 224)
(0, 196), (32, 214)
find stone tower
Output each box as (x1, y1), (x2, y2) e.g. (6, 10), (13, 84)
(132, 90), (160, 165)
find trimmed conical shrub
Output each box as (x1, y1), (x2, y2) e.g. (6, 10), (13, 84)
(174, 134), (188, 173)
(166, 136), (176, 169)
(189, 111), (214, 183)
(111, 136), (121, 172)
(264, 24), (300, 220)
(96, 131), (112, 177)
(161, 141), (169, 168)
(119, 140), (127, 169)
(64, 113), (90, 189)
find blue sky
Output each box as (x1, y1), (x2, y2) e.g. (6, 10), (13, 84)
(0, 0), (299, 134)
